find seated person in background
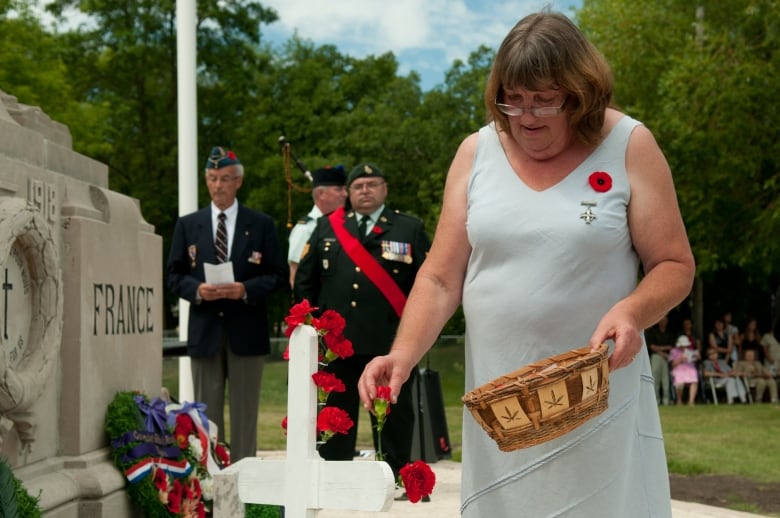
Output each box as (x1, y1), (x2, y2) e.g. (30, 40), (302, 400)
(739, 318), (765, 364)
(669, 335), (700, 406)
(702, 348), (747, 404)
(735, 349), (779, 403)
(760, 325), (780, 377)
(707, 317), (733, 364)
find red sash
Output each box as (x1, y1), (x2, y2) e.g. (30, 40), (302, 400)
(328, 208), (407, 317)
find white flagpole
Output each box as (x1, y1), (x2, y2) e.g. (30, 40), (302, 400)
(176, 0), (197, 402)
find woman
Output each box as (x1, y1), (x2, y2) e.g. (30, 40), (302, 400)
(707, 317), (733, 363)
(358, 11), (694, 517)
(740, 317), (764, 363)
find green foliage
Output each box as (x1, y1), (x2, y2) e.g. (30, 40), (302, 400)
(2, 0), (777, 324)
(578, 0), (779, 285)
(104, 392), (171, 518)
(0, 458), (18, 518)
(245, 503), (283, 518)
(103, 391), (144, 442)
(0, 457), (42, 518)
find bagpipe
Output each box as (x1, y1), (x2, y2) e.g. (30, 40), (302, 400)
(279, 135), (313, 230)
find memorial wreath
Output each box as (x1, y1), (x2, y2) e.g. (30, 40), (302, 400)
(105, 391), (230, 517)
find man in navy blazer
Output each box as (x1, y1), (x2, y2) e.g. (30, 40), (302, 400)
(167, 146), (286, 461)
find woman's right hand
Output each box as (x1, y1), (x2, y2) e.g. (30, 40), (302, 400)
(358, 352), (414, 413)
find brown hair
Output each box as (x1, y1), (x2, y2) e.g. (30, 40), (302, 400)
(484, 11), (613, 146)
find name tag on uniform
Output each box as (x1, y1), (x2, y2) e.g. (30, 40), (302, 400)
(381, 240), (412, 264)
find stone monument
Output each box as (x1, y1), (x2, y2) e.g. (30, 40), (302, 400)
(0, 89), (162, 516)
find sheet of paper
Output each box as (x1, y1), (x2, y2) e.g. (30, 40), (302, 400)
(204, 262), (235, 285)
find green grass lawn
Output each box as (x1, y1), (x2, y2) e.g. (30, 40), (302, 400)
(163, 340), (780, 481)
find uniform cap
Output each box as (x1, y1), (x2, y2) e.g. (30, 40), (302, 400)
(205, 146), (241, 170)
(347, 162), (384, 186)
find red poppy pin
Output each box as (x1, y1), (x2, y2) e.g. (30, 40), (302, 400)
(588, 172), (612, 193)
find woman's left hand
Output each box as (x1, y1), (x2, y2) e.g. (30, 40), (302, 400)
(588, 306), (644, 371)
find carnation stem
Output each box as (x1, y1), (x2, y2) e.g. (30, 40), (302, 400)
(376, 426), (384, 461)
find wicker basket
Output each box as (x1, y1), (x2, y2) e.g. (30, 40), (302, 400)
(462, 344), (610, 451)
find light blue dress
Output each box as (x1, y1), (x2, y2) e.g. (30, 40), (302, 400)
(461, 117), (671, 517)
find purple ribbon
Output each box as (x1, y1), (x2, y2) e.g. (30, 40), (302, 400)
(134, 395), (168, 434)
(111, 430), (174, 449)
(167, 401), (210, 436)
(120, 442), (182, 464)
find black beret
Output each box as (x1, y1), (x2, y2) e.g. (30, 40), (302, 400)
(312, 165), (346, 187)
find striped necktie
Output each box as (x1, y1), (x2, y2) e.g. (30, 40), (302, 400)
(215, 212), (228, 263)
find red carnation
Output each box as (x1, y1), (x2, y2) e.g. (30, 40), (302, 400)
(153, 466), (168, 492)
(322, 333), (354, 363)
(588, 171), (612, 193)
(285, 299), (318, 329)
(167, 479), (183, 514)
(215, 443), (230, 467)
(312, 371), (346, 404)
(373, 385), (393, 433)
(317, 309), (346, 336)
(174, 413), (195, 449)
(371, 225), (383, 235)
(227, 150), (237, 160)
(316, 406), (354, 441)
(399, 460), (436, 503)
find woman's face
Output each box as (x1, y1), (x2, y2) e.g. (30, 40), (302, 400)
(500, 86), (572, 160)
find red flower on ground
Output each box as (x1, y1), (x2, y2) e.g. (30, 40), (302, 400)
(399, 460), (436, 503)
(281, 416), (288, 433)
(316, 406), (354, 441)
(588, 171), (612, 193)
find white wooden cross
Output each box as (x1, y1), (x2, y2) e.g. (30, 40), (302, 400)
(213, 325), (395, 518)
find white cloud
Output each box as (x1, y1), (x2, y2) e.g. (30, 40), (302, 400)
(262, 0), (580, 88)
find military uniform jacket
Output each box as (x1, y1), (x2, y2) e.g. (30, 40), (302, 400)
(294, 207), (430, 355)
(166, 204), (286, 357)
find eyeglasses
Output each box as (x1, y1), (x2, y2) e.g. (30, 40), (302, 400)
(494, 96), (568, 117)
(206, 175), (239, 184)
(349, 181), (385, 192)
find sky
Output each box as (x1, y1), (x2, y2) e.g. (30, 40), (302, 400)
(260, 0), (583, 91)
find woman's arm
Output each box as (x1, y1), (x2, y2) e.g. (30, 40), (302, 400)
(589, 119), (695, 370)
(358, 133), (477, 405)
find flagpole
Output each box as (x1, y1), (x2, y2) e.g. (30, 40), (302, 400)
(176, 0), (197, 402)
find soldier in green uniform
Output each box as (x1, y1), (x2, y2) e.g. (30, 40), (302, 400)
(294, 162), (430, 480)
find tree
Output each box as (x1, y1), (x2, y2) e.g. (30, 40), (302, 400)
(578, 0), (779, 327)
(37, 0), (279, 326)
